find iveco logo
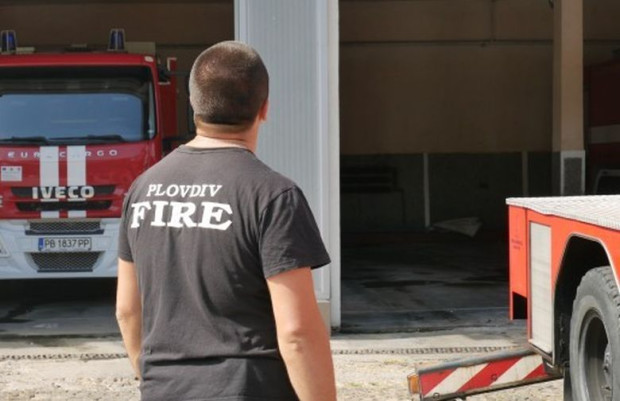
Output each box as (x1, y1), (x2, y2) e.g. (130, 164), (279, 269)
(32, 186), (95, 200)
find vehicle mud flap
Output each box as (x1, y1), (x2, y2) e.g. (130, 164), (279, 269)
(407, 348), (562, 401)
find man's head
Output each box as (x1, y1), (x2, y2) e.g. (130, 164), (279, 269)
(189, 41), (269, 132)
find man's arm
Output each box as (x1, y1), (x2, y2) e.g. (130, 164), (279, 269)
(116, 257), (142, 379)
(266, 267), (337, 401)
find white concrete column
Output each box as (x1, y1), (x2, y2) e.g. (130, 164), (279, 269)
(552, 0), (585, 195)
(235, 0), (341, 328)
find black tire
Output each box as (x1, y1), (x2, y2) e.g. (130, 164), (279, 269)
(569, 266), (620, 401)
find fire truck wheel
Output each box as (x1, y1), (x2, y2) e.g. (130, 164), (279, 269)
(569, 266), (620, 401)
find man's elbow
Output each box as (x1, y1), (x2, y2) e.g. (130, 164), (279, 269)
(277, 322), (326, 353)
(115, 304), (140, 323)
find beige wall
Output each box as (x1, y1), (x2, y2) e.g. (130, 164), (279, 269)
(341, 44), (553, 154)
(0, 1), (234, 135)
(341, 0), (620, 155)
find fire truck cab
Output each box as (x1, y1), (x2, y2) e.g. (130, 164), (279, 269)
(0, 30), (178, 278)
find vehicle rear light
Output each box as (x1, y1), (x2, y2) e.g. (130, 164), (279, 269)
(108, 28), (125, 51)
(408, 372), (421, 395)
(1, 30), (17, 54)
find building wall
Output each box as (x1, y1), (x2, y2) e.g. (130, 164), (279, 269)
(340, 0), (620, 232)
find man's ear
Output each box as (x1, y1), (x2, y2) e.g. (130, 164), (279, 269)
(258, 99), (269, 122)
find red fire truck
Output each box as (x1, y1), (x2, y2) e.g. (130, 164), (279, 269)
(0, 30), (179, 278)
(409, 195), (620, 400)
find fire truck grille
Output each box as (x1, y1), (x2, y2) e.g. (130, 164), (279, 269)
(27, 221), (102, 235)
(16, 201), (112, 212)
(29, 252), (101, 273)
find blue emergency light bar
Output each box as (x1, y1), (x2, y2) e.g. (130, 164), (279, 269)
(108, 28), (126, 52)
(1, 30), (17, 54)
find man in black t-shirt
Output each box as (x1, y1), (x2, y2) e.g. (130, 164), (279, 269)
(116, 41), (337, 401)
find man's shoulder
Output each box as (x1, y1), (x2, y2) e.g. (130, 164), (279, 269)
(233, 151), (298, 193)
(251, 160), (295, 188)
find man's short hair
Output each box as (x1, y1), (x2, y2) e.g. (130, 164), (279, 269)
(189, 41), (269, 129)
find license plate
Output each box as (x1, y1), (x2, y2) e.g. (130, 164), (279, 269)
(37, 237), (92, 252)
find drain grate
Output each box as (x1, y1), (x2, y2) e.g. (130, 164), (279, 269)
(331, 346), (515, 355)
(0, 352), (127, 362)
(0, 346), (516, 362)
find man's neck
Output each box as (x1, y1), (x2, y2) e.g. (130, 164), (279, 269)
(186, 134), (249, 150)
(187, 121), (258, 152)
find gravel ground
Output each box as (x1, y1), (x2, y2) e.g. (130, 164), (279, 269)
(0, 337), (564, 401)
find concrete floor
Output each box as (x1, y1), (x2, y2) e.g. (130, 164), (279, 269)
(0, 233), (514, 337)
(340, 233), (512, 333)
(0, 279), (118, 337)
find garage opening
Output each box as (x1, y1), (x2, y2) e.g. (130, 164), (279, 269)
(338, 0), (620, 332)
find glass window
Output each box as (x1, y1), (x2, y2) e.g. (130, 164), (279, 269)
(0, 66), (155, 144)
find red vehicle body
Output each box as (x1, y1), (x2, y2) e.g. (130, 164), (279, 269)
(409, 196), (620, 400)
(0, 33), (179, 278)
(507, 196), (620, 400)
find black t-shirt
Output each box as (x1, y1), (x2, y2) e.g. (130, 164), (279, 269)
(118, 146), (330, 401)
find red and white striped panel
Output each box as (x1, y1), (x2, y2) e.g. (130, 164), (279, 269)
(413, 349), (561, 400)
(39, 145), (87, 219)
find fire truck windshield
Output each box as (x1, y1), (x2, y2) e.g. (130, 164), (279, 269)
(0, 66), (155, 144)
